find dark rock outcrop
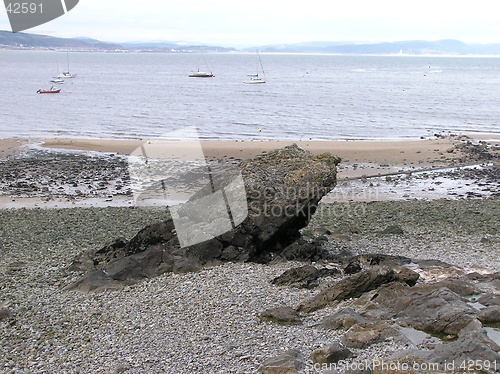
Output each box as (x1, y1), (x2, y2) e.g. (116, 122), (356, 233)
(67, 145), (340, 292)
(341, 321), (405, 349)
(297, 266), (418, 313)
(259, 307), (302, 326)
(394, 319), (500, 371)
(315, 308), (368, 330)
(258, 349), (303, 374)
(311, 343), (355, 365)
(271, 265), (320, 289)
(343, 254), (413, 275)
(394, 287), (478, 337)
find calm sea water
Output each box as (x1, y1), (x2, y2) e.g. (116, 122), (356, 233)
(0, 51), (499, 141)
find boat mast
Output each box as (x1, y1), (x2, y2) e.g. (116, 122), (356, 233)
(257, 50), (265, 78)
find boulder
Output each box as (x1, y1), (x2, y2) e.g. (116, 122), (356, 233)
(67, 145), (340, 292)
(341, 321), (404, 349)
(271, 265), (320, 289)
(311, 343), (355, 365)
(343, 253), (413, 275)
(478, 306), (500, 324)
(315, 308), (368, 330)
(394, 320), (500, 371)
(297, 266), (402, 312)
(259, 307), (302, 326)
(258, 349), (303, 374)
(395, 287), (478, 337)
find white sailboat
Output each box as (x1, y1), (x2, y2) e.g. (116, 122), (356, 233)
(189, 47), (214, 78)
(57, 52), (77, 79)
(244, 51), (266, 84)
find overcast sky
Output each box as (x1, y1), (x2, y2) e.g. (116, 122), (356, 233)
(1, 0), (499, 47)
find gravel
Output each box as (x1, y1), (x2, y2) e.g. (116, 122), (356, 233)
(1, 197), (498, 373)
(309, 198), (500, 271)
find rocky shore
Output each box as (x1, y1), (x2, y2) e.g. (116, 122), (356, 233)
(0, 137), (499, 373)
(0, 199), (498, 373)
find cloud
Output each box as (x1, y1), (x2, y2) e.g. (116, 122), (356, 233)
(1, 0), (499, 45)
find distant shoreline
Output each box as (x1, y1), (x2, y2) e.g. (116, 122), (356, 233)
(3, 48), (500, 57)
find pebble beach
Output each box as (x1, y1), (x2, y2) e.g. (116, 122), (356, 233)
(0, 136), (499, 373)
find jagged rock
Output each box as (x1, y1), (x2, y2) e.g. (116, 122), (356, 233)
(277, 239), (328, 263)
(64, 270), (125, 293)
(394, 320), (500, 372)
(427, 279), (479, 297)
(271, 265), (320, 289)
(341, 321), (404, 349)
(478, 306), (500, 324)
(258, 349), (303, 373)
(259, 307), (302, 326)
(395, 287), (478, 337)
(315, 308), (368, 330)
(182, 144), (340, 263)
(477, 294), (500, 307)
(343, 253), (413, 275)
(354, 282), (412, 320)
(297, 266), (410, 312)
(67, 145), (340, 292)
(311, 342), (355, 365)
(429, 319), (500, 366)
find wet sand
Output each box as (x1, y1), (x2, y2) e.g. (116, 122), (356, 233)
(5, 135), (496, 173)
(1, 135), (498, 208)
(38, 137), (461, 166)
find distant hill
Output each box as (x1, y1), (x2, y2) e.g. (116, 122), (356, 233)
(249, 39), (500, 55)
(119, 41), (237, 52)
(2, 31), (500, 55)
(0, 30), (123, 50)
(0, 30), (236, 52)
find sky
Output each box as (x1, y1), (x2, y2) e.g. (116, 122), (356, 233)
(1, 0), (499, 47)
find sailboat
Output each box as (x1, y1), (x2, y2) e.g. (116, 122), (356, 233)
(37, 86), (61, 94)
(189, 47), (214, 78)
(244, 51), (266, 84)
(57, 52), (77, 79)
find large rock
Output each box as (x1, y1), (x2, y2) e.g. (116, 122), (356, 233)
(259, 307), (302, 326)
(341, 321), (405, 349)
(394, 320), (500, 372)
(314, 308), (368, 330)
(67, 145), (340, 292)
(311, 343), (355, 365)
(297, 266), (416, 312)
(258, 349), (303, 374)
(271, 264), (320, 289)
(394, 287), (478, 337)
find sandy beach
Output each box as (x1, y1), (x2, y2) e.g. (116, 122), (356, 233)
(1, 134), (499, 208)
(36, 136), (476, 167)
(4, 133), (499, 176)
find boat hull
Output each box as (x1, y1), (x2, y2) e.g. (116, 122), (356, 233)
(189, 72), (214, 78)
(244, 79), (266, 84)
(57, 73), (77, 79)
(37, 89), (61, 94)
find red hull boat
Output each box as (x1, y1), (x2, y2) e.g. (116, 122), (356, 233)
(37, 87), (61, 94)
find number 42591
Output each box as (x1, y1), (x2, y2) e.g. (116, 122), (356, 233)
(5, 3), (43, 14)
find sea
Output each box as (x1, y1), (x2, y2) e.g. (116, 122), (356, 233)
(1, 50), (499, 141)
